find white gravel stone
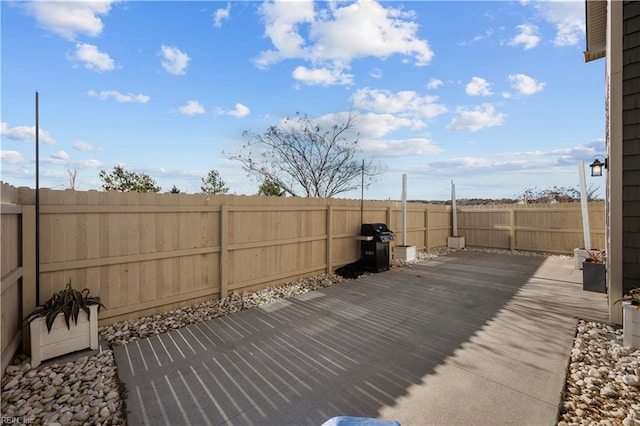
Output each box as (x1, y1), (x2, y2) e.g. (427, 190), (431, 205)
(589, 368), (602, 378)
(559, 320), (640, 424)
(622, 375), (640, 386)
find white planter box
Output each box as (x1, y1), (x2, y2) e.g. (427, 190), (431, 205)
(623, 303), (640, 349)
(448, 236), (465, 250)
(395, 245), (416, 262)
(574, 248), (589, 270)
(30, 304), (99, 368)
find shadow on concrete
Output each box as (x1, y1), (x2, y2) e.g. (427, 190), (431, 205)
(114, 250), (608, 426)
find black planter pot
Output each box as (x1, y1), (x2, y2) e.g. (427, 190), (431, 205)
(583, 260), (606, 293)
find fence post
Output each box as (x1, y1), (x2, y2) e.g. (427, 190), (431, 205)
(219, 205), (228, 299)
(509, 208), (515, 252)
(387, 207), (393, 261)
(424, 209), (429, 251)
(21, 205), (37, 353)
(326, 205), (333, 274)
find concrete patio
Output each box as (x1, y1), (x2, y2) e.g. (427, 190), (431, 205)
(113, 250), (608, 426)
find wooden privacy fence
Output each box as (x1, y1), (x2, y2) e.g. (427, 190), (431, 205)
(457, 203), (605, 253)
(1, 183), (453, 378)
(0, 181), (605, 379)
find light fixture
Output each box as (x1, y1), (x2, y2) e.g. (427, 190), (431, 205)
(589, 155), (608, 177)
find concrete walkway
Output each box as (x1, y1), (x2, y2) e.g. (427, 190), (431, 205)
(114, 251), (608, 426)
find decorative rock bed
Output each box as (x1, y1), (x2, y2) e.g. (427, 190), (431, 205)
(558, 320), (640, 425)
(1, 351), (125, 425)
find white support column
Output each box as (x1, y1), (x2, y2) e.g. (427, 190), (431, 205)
(608, 0), (623, 324)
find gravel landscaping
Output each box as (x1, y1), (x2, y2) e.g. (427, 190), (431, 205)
(559, 321), (640, 426)
(2, 248), (638, 425)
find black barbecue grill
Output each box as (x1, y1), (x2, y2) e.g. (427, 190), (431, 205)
(359, 223), (394, 272)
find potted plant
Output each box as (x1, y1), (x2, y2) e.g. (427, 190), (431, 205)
(582, 250), (606, 293)
(615, 288), (640, 348)
(25, 280), (105, 368)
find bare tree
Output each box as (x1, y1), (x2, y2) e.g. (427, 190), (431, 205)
(519, 184), (601, 203)
(67, 168), (77, 190)
(226, 111), (384, 198)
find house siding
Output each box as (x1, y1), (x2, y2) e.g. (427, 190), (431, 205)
(622, 1), (640, 293)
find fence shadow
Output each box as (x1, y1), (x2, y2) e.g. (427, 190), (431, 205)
(113, 251), (608, 425)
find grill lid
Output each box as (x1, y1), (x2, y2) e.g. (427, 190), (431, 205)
(360, 223), (393, 236)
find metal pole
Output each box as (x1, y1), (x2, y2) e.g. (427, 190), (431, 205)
(360, 159), (364, 226)
(451, 180), (458, 237)
(35, 91), (40, 305)
(402, 174), (407, 246)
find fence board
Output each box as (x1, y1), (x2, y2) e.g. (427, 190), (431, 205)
(1, 183), (24, 381)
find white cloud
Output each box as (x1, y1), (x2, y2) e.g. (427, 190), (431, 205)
(509, 24), (540, 50)
(78, 159), (103, 169)
(446, 103), (505, 133)
(473, 29), (495, 43)
(22, 0), (115, 40)
(310, 1), (434, 65)
(1, 122), (56, 145)
(72, 141), (96, 151)
(529, 1), (584, 47)
(508, 73), (545, 95)
(256, 0), (433, 85)
(353, 88), (447, 118)
(370, 68), (383, 79)
(360, 137), (442, 157)
(292, 65), (354, 86)
(256, 0), (314, 67)
(426, 79), (443, 90)
(0, 150), (25, 164)
(71, 43), (115, 72)
(465, 77), (493, 97)
(214, 103), (250, 117)
(228, 103), (250, 118)
(88, 90), (149, 103)
(213, 3), (231, 28)
(52, 151), (69, 160)
(458, 28), (497, 47)
(310, 111), (417, 140)
(355, 113), (417, 138)
(178, 100), (205, 116)
(424, 141), (605, 177)
(161, 45), (190, 75)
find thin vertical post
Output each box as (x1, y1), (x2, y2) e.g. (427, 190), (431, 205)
(326, 205), (333, 274)
(578, 160), (592, 251)
(424, 209), (429, 251)
(35, 91), (40, 306)
(402, 174), (407, 246)
(509, 208), (515, 252)
(360, 159), (364, 226)
(451, 180), (458, 237)
(22, 205), (36, 353)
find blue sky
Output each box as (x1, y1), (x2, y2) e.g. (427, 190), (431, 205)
(1, 0), (606, 200)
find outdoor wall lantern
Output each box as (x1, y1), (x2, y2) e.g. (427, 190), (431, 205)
(589, 155), (608, 177)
